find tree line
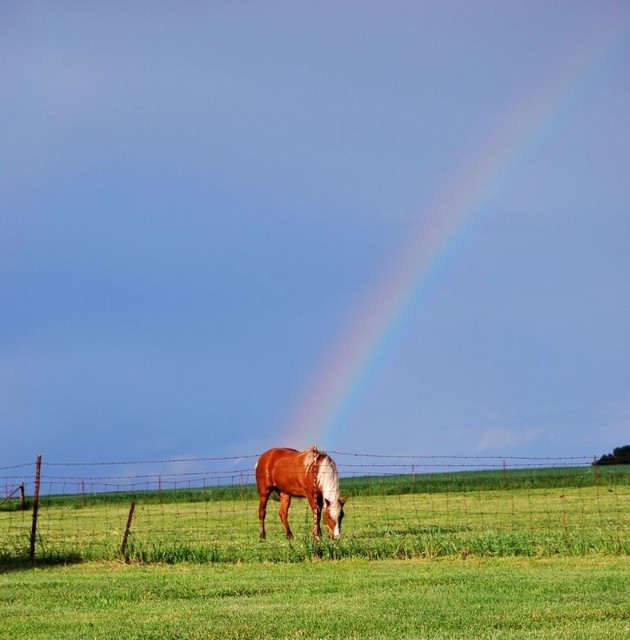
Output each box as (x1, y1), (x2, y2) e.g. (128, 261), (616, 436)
(593, 445), (630, 466)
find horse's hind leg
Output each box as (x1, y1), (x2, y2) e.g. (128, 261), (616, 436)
(258, 490), (271, 539)
(279, 493), (293, 539)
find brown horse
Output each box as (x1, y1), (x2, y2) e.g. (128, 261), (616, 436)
(255, 445), (346, 539)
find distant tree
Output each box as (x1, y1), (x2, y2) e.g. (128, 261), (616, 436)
(613, 445), (630, 459)
(593, 445), (630, 466)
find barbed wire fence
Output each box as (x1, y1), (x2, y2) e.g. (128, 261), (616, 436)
(1, 451), (628, 564)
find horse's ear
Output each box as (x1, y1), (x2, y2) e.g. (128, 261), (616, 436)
(340, 496), (347, 506)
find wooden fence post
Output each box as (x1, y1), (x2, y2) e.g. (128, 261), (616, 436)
(120, 500), (136, 561)
(29, 454), (42, 563)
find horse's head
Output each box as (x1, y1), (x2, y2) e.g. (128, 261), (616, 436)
(324, 496), (347, 539)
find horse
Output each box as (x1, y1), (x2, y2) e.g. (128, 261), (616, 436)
(255, 445), (346, 540)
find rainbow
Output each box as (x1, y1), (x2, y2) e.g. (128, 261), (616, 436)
(279, 13), (630, 450)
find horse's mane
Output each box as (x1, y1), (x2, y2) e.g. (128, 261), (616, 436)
(300, 443), (320, 467)
(301, 444), (340, 505)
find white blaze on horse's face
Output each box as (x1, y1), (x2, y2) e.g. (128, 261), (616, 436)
(324, 497), (346, 539)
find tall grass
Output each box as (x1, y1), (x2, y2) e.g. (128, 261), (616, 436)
(341, 463), (627, 495)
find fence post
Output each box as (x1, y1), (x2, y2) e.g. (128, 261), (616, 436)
(29, 454), (42, 563)
(19, 482), (26, 509)
(120, 500), (136, 561)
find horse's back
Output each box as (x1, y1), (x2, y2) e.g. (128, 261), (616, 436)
(256, 447), (298, 472)
(255, 447), (308, 497)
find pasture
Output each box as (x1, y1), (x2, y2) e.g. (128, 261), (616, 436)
(1, 465), (629, 638)
(1, 465), (628, 565)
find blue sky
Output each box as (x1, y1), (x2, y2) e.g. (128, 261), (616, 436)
(2, 2), (629, 469)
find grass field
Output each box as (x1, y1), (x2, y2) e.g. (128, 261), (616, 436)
(1, 557), (629, 639)
(1, 466), (629, 638)
(1, 465), (629, 565)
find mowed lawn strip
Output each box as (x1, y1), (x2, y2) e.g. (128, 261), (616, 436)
(1, 557), (629, 639)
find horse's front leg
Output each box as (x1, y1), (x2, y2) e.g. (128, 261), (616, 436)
(279, 493), (294, 539)
(308, 493), (323, 538)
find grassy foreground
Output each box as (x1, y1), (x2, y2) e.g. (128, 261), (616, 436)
(1, 557), (629, 639)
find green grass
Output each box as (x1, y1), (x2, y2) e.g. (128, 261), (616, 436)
(1, 467), (629, 638)
(1, 466), (628, 565)
(1, 557), (629, 639)
(340, 462), (628, 495)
